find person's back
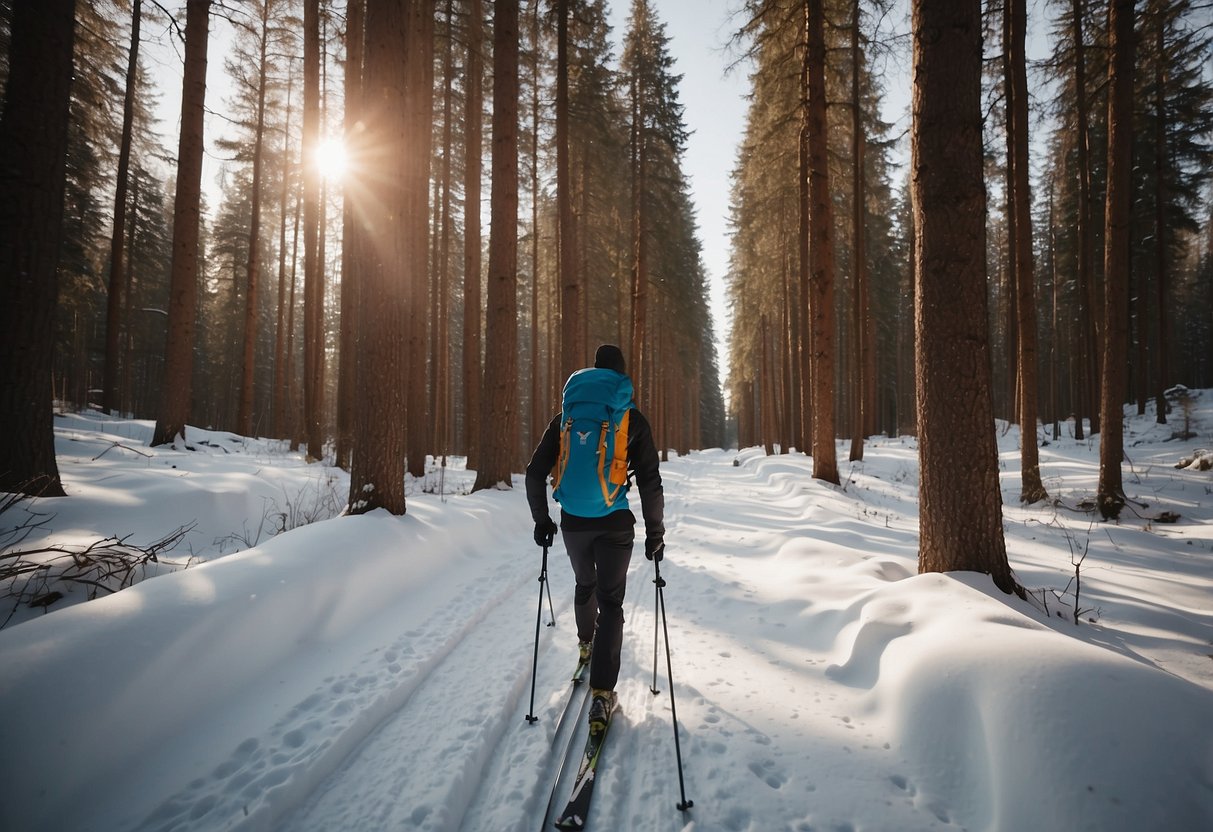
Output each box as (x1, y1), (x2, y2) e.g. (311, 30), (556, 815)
(524, 344), (664, 731)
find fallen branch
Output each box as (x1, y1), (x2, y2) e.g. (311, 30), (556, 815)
(1, 523), (196, 629)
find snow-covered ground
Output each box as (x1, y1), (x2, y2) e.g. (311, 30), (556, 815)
(2, 401), (1212, 832)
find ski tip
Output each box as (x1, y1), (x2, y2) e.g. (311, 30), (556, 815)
(554, 814), (585, 831)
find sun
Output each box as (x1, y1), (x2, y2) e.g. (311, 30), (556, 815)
(313, 137), (348, 181)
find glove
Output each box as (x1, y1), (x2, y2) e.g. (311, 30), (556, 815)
(645, 535), (665, 562)
(534, 517), (558, 548)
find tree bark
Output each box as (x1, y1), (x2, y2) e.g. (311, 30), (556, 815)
(405, 0), (434, 478)
(273, 71), (294, 441)
(434, 0), (455, 458)
(1152, 5), (1168, 425)
(463, 0), (484, 467)
(529, 0), (543, 448)
(911, 0), (1016, 595)
(302, 0), (324, 459)
(473, 0), (520, 491)
(797, 12), (812, 455)
(0, 0), (76, 496)
(347, 0), (410, 515)
(557, 0), (583, 379)
(237, 0), (273, 437)
(336, 0), (364, 469)
(848, 0), (868, 462)
(1009, 0), (1048, 503)
(152, 0), (210, 448)
(103, 0), (141, 417)
(629, 69), (649, 406)
(806, 0), (839, 485)
(1072, 0), (1100, 438)
(1097, 0), (1136, 520)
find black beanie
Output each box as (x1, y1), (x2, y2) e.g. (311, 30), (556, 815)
(593, 343), (626, 374)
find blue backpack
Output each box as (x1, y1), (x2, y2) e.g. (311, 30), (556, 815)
(551, 367), (634, 517)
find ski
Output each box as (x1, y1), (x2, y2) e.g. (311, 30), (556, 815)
(547, 658), (590, 753)
(539, 685), (592, 830)
(571, 656), (589, 685)
(553, 699), (616, 830)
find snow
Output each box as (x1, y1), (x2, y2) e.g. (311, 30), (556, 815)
(2, 404), (1212, 832)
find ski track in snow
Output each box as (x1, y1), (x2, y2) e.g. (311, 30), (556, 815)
(134, 559), (536, 832)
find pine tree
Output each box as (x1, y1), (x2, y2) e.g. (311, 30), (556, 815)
(102, 0), (142, 417)
(405, 0), (434, 478)
(1096, 0), (1136, 520)
(302, 0), (324, 459)
(912, 0), (1017, 595)
(804, 0), (839, 484)
(152, 0), (211, 448)
(1007, 0), (1048, 503)
(346, 0), (412, 515)
(336, 0), (364, 470)
(463, 0), (485, 468)
(0, 0), (77, 496)
(474, 0), (521, 491)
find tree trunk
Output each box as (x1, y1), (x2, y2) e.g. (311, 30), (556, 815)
(557, 0), (583, 379)
(911, 0), (1016, 595)
(152, 0), (209, 448)
(1009, 0), (1048, 503)
(103, 0), (141, 417)
(797, 14), (812, 456)
(1072, 0), (1099, 438)
(761, 315), (775, 456)
(405, 0), (434, 478)
(806, 0), (839, 485)
(274, 72), (294, 441)
(463, 0), (484, 467)
(287, 188), (303, 449)
(473, 0), (520, 491)
(237, 1), (273, 437)
(1152, 5), (1168, 425)
(1097, 0), (1136, 520)
(629, 72), (649, 406)
(848, 0), (867, 462)
(529, 0), (543, 447)
(302, 0), (324, 459)
(0, 0), (76, 496)
(347, 0), (411, 515)
(435, 0), (455, 458)
(336, 0), (364, 469)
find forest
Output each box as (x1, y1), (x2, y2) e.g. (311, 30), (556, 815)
(1, 0), (1211, 535)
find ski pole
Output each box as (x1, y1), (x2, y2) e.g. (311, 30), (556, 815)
(653, 558), (693, 812)
(545, 557), (556, 627)
(526, 545), (549, 724)
(650, 562), (661, 695)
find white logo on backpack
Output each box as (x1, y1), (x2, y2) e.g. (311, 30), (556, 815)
(577, 430), (591, 446)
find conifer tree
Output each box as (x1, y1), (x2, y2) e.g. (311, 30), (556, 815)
(474, 0), (521, 491)
(102, 0), (142, 417)
(152, 0), (211, 448)
(912, 0), (1017, 595)
(1097, 0), (1137, 520)
(0, 0), (76, 496)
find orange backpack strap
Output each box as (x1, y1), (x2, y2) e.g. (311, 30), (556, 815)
(597, 409), (630, 507)
(552, 418), (573, 491)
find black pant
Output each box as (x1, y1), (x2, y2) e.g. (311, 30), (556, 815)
(562, 527), (634, 691)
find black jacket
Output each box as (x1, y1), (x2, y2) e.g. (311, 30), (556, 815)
(524, 406), (664, 539)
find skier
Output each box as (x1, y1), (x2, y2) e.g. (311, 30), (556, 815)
(525, 344), (665, 733)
